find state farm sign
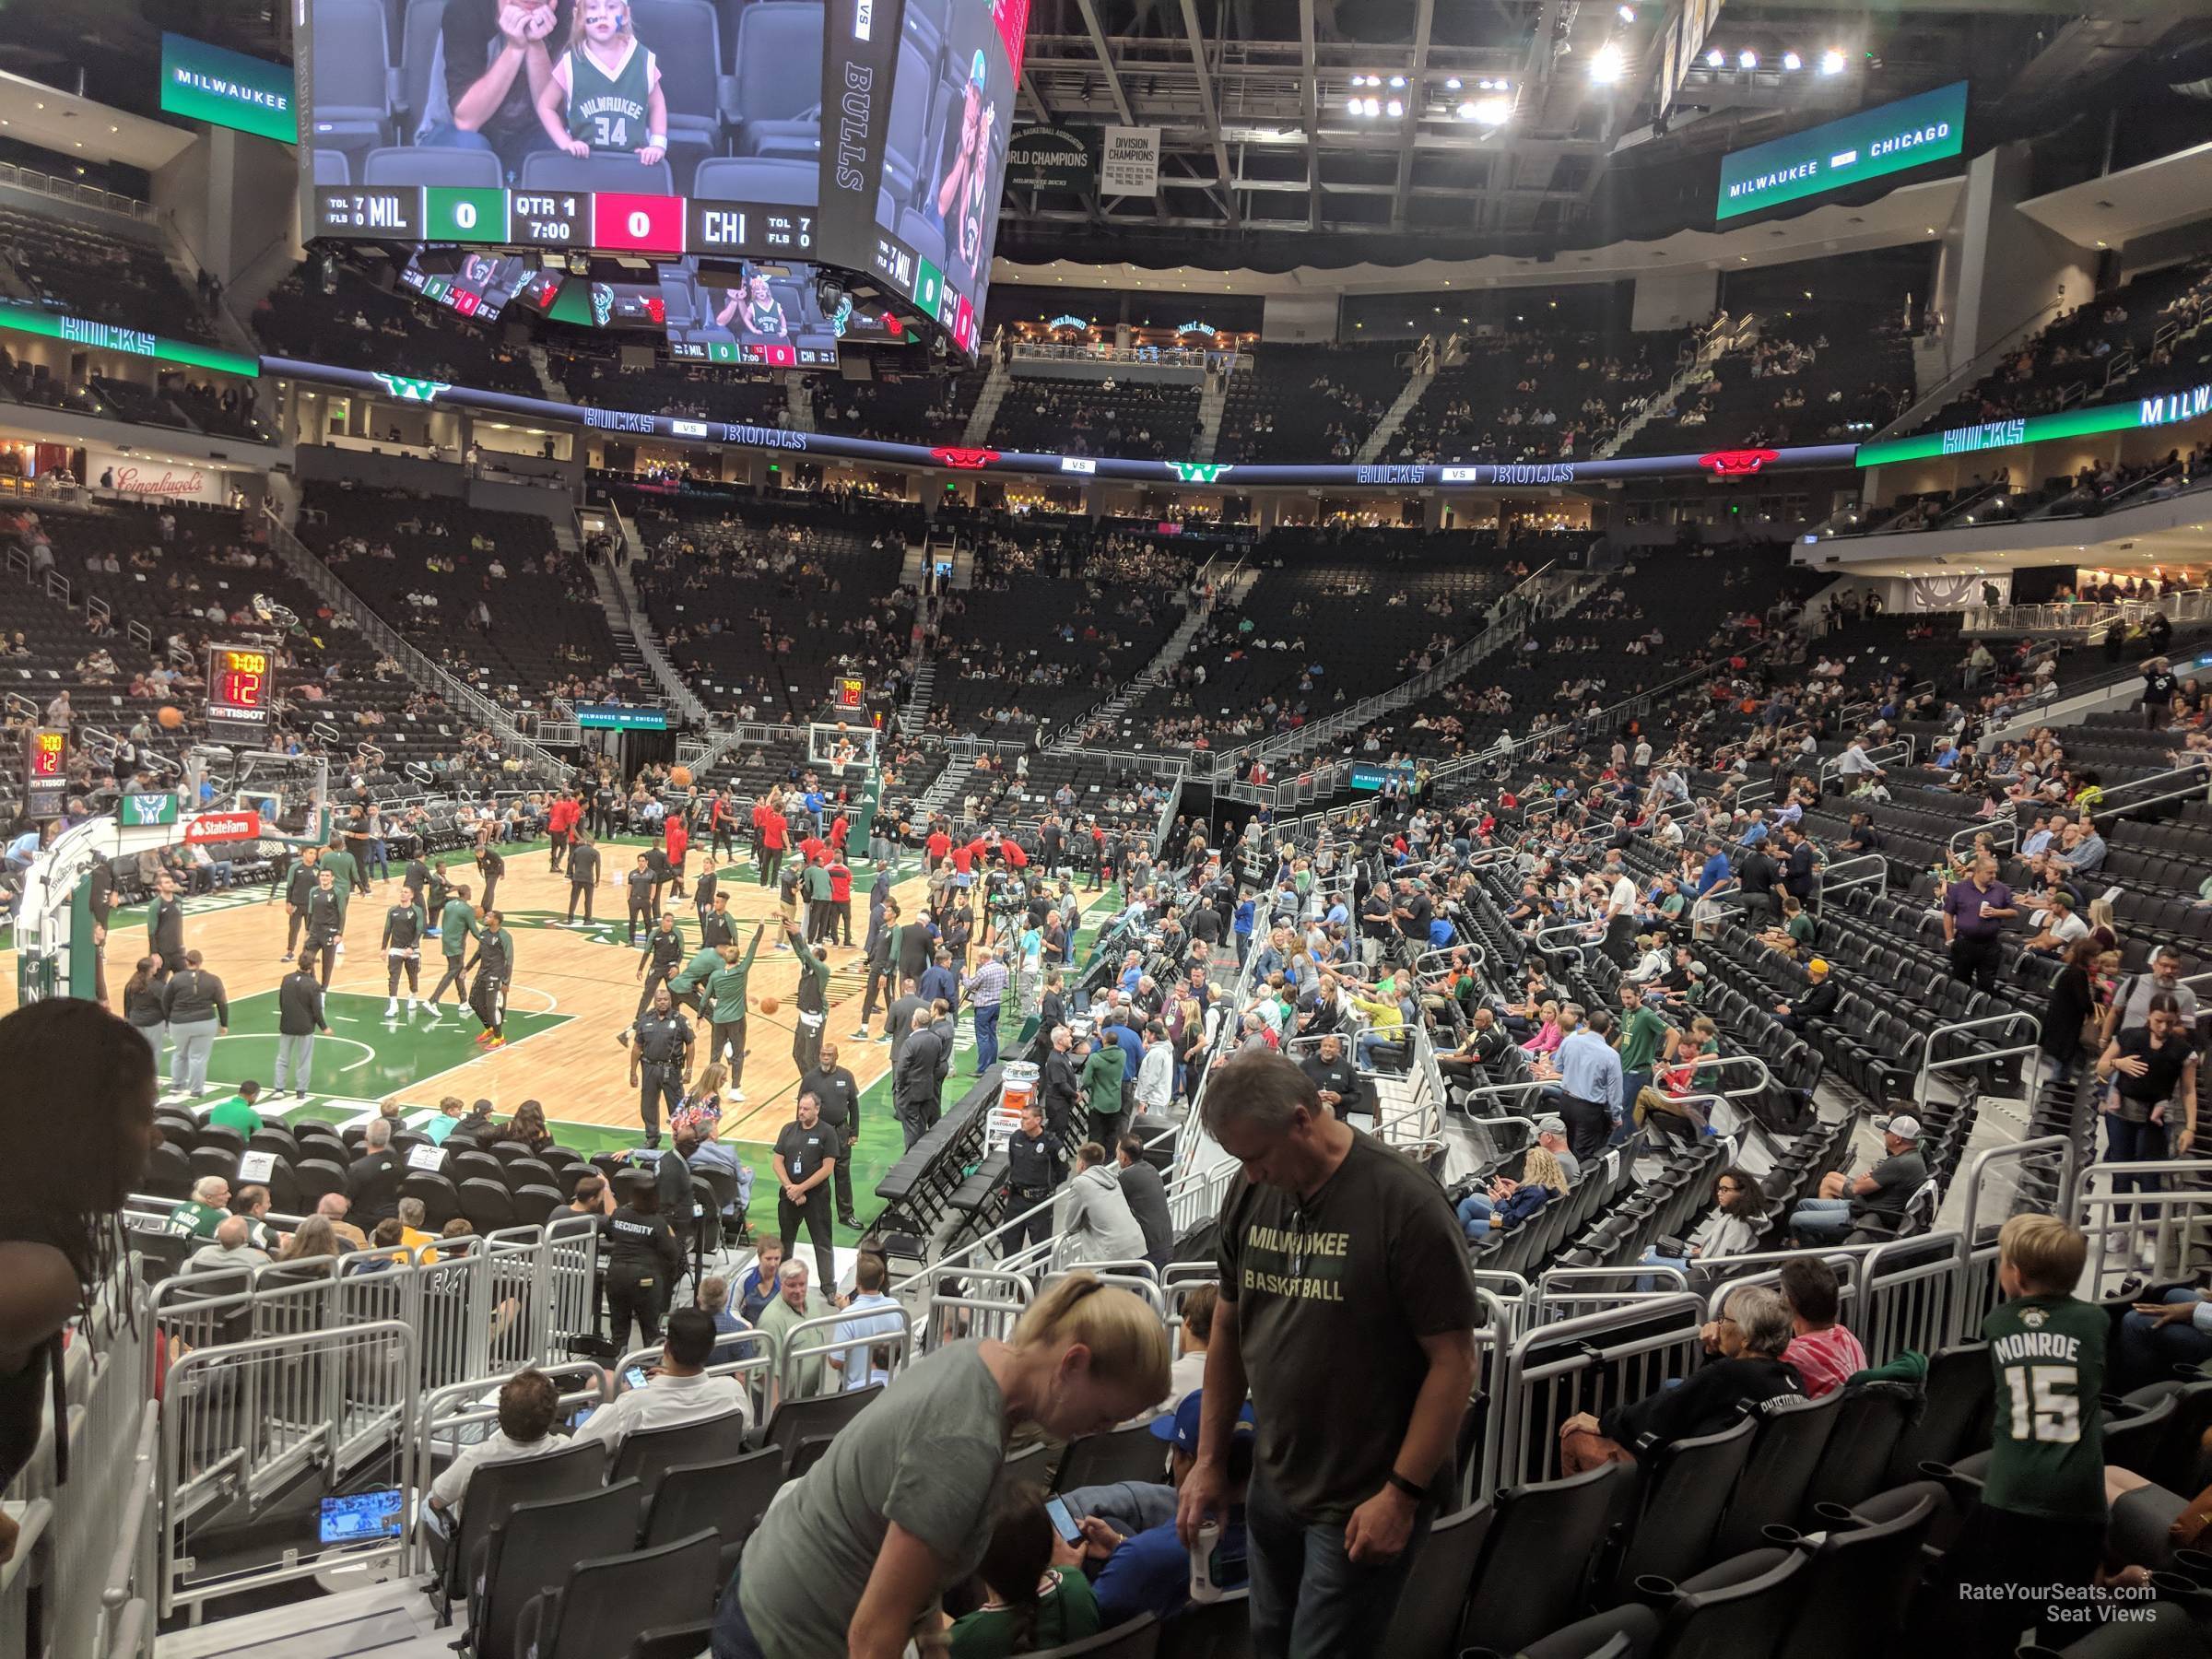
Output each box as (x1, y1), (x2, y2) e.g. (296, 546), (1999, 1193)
(184, 810), (261, 844)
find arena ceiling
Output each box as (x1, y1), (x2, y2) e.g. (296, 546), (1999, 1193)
(991, 0), (2212, 267)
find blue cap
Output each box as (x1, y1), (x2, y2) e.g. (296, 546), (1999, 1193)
(971, 48), (989, 87)
(1148, 1388), (1254, 1455)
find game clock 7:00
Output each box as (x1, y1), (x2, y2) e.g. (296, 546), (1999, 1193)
(206, 646), (273, 727)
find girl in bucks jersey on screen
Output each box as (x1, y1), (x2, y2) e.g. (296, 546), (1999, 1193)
(536, 0), (667, 168)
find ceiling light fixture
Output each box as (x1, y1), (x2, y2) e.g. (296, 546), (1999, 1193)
(1819, 48), (1845, 76)
(1738, 50), (1759, 69)
(1781, 51), (1802, 71)
(1591, 41), (1626, 85)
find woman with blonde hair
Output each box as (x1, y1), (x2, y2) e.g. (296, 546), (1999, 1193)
(713, 1272), (1171, 1659)
(1453, 1145), (1571, 1238)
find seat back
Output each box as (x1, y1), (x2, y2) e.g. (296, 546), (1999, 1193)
(1798, 1388), (1913, 1520)
(607, 1409), (753, 1494)
(1034, 1617), (1160, 1657)
(477, 1481), (645, 1659)
(538, 1531), (724, 1659)
(520, 152), (677, 195)
(1772, 1482), (1940, 1659)
(443, 1442), (606, 1602)
(1712, 1389), (1842, 1558)
(1153, 1588), (1249, 1659)
(1885, 1343), (1991, 1485)
(1052, 1421), (1169, 1492)
(1613, 1415), (1759, 1593)
(760, 1383), (881, 1460)
(1656, 1549), (1806, 1659)
(641, 1447), (786, 1550)
(1460, 1462), (1634, 1654)
(733, 4), (826, 132)
(309, 0), (394, 117)
(364, 145), (500, 186)
(1380, 1504), (1490, 1659)
(631, 0), (722, 130)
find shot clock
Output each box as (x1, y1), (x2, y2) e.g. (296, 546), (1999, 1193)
(23, 727), (65, 818)
(206, 644), (276, 743)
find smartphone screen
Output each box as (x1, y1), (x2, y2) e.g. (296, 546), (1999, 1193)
(1043, 1496), (1081, 1545)
(623, 1366), (650, 1392)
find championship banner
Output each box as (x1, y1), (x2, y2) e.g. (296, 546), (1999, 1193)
(1006, 125), (1094, 190)
(1099, 127), (1160, 196)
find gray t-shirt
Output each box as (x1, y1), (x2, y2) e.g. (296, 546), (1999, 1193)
(739, 1340), (1007, 1652)
(1852, 1148), (1929, 1222)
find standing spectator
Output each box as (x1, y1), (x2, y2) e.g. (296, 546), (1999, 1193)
(159, 949), (229, 1097)
(1114, 1135), (1173, 1272)
(1553, 1008), (1625, 1166)
(830, 1253), (905, 1392)
(1053, 1143), (1148, 1268)
(713, 1273), (1169, 1659)
(1926, 1216), (2106, 1656)
(1181, 1053), (1478, 1657)
(1941, 853), (2017, 994)
(961, 947), (1011, 1075)
(2093, 990), (2198, 1251)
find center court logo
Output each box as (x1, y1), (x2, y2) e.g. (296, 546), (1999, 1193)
(1167, 462), (1232, 484)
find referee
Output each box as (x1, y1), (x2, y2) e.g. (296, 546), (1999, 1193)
(627, 985), (693, 1148)
(624, 854), (656, 944)
(771, 1092), (839, 1281)
(566, 834), (603, 924)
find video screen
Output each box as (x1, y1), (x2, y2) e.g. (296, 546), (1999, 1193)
(860, 0), (1024, 354)
(399, 251), (562, 324)
(662, 260), (841, 367)
(297, 0), (1024, 358)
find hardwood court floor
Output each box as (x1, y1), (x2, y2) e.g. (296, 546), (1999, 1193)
(73, 844), (935, 1147)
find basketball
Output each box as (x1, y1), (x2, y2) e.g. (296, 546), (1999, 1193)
(157, 705), (184, 729)
(758, 995), (780, 1015)
(669, 765), (692, 786)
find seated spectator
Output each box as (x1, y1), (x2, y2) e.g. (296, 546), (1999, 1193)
(203, 1080), (266, 1136)
(317, 1193), (369, 1251)
(1557, 1285), (1805, 1470)
(1454, 1146), (1570, 1239)
(1638, 1166), (1766, 1276)
(187, 1215), (271, 1275)
(165, 1175), (231, 1240)
(1080, 1390), (1253, 1629)
(946, 1485), (1101, 1657)
(2113, 1286), (2212, 1392)
(830, 1253), (904, 1393)
(572, 1308), (752, 1458)
(396, 1196), (440, 1262)
(1778, 1256), (1866, 1398)
(276, 1215), (346, 1263)
(1773, 959), (1840, 1033)
(697, 1274), (751, 1352)
(425, 1368), (566, 1537)
(1787, 1114), (1927, 1243)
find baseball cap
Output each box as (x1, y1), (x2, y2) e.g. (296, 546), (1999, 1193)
(1535, 1113), (1568, 1136)
(1807, 958), (1830, 975)
(1877, 1113), (1923, 1141)
(1148, 1388), (1255, 1453)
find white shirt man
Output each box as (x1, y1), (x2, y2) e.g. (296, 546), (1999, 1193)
(427, 1369), (572, 1527)
(571, 1310), (751, 1455)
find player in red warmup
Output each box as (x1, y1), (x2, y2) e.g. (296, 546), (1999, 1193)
(664, 813), (688, 900)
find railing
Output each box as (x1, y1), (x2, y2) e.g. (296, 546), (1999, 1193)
(1959, 587), (2212, 637)
(261, 507), (573, 782)
(1905, 1009), (2042, 1108)
(1814, 852), (1888, 912)
(1817, 735), (1915, 794)
(0, 161), (155, 221)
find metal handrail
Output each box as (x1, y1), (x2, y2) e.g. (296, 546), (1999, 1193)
(1907, 1009), (2043, 1105)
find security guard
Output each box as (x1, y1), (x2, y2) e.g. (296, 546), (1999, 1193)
(624, 854), (657, 944)
(799, 1042), (863, 1229)
(566, 834), (603, 924)
(1002, 1101), (1067, 1258)
(771, 1093), (839, 1280)
(600, 1175), (682, 1352)
(380, 891), (427, 1016)
(635, 912), (685, 1016)
(627, 985), (694, 1148)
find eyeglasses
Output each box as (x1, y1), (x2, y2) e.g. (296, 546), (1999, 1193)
(1288, 1200), (1309, 1282)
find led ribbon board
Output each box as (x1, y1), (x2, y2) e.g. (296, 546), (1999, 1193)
(1717, 80), (1967, 222)
(0, 302), (258, 378)
(160, 32), (298, 144)
(1853, 382), (2212, 468)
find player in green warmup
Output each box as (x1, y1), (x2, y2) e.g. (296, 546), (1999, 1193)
(665, 939), (724, 1020)
(784, 915), (832, 1076)
(428, 882), (480, 1017)
(706, 923), (767, 1100)
(317, 837), (364, 961)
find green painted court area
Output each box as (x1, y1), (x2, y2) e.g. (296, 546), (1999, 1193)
(175, 988), (571, 1102)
